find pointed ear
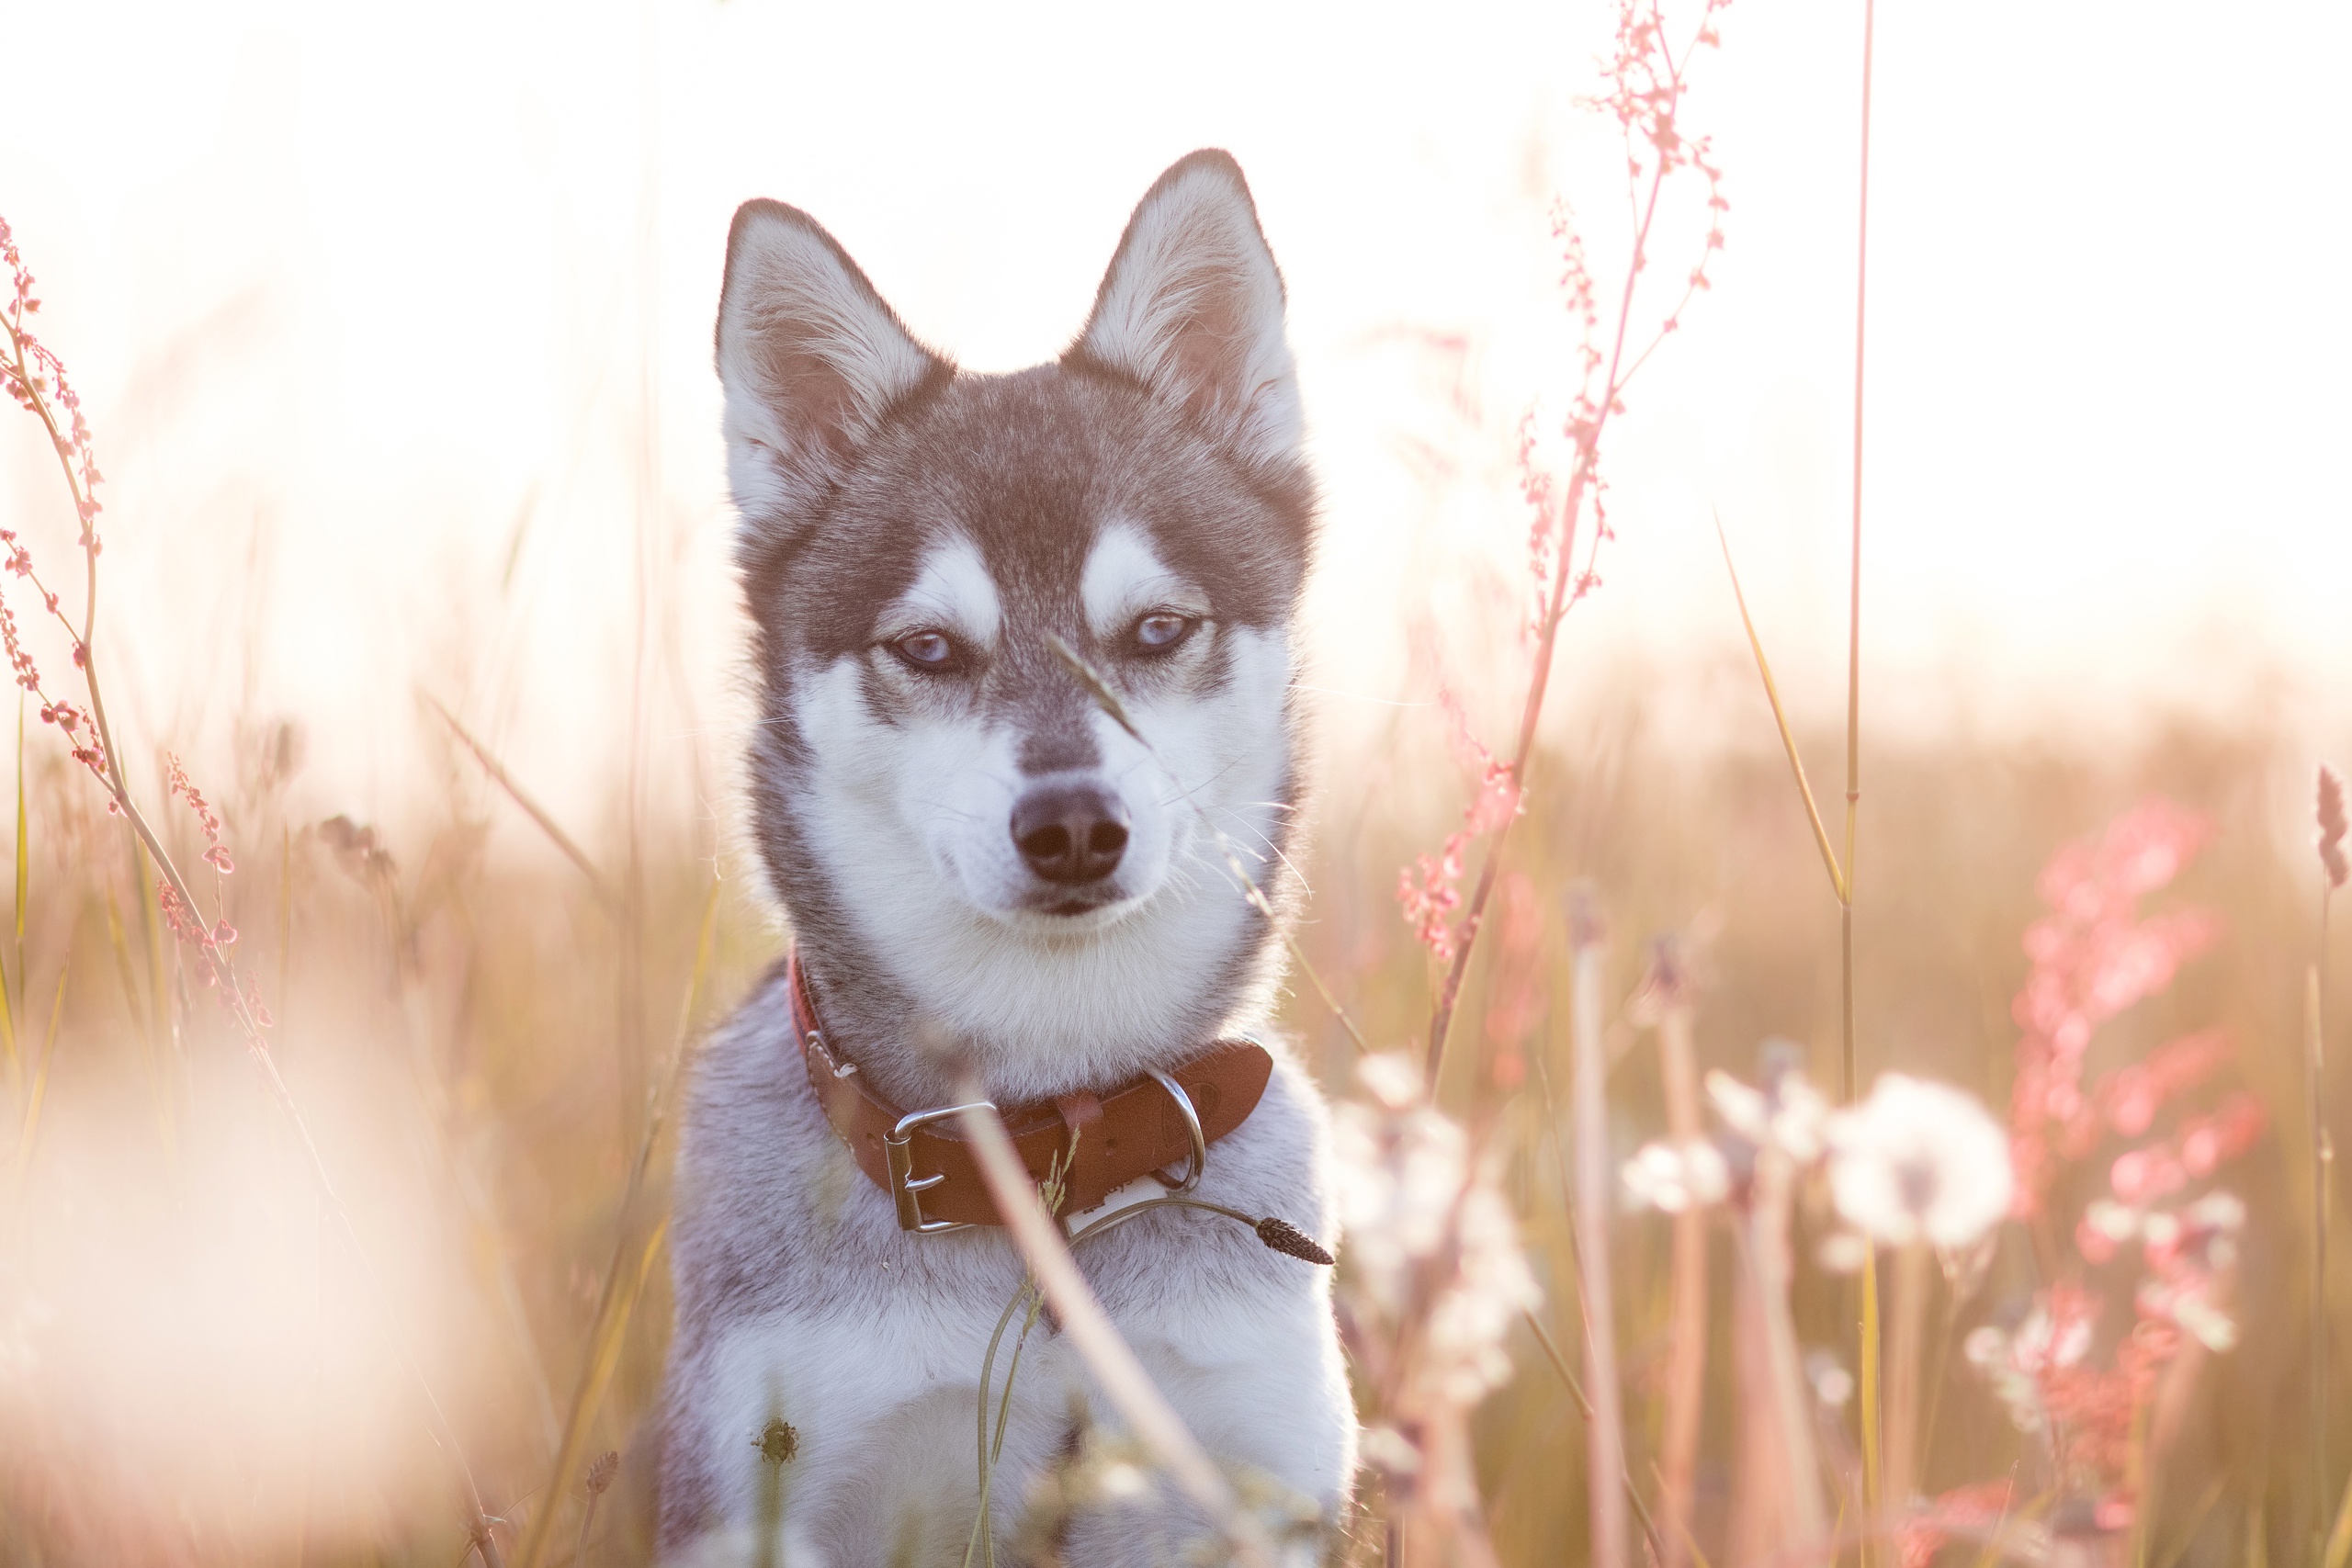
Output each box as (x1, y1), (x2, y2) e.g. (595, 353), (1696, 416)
(1068, 151), (1301, 468)
(715, 200), (951, 547)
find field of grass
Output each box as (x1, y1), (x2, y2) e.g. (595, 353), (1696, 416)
(0, 676), (2343, 1564)
(5, 4), (2349, 1562)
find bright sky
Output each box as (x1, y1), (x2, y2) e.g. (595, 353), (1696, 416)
(6, 0), (2349, 822)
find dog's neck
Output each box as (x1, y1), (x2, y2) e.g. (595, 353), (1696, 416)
(785, 908), (1283, 1112)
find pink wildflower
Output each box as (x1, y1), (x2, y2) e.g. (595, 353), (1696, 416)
(166, 751), (232, 873)
(2320, 765), (2347, 889)
(2008, 799), (2219, 1215)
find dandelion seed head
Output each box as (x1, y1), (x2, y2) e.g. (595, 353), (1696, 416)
(1826, 1074), (2013, 1249)
(1705, 1063), (1826, 1162)
(1621, 1137), (1728, 1213)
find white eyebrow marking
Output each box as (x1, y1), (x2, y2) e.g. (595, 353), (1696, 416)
(887, 534), (1001, 645)
(1080, 520), (1201, 637)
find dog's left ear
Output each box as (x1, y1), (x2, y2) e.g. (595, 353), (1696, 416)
(1068, 151), (1300, 468)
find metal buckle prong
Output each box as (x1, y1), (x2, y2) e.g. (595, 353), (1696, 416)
(1146, 1069), (1208, 1194)
(884, 1100), (995, 1234)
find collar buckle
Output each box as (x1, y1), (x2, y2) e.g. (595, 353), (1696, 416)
(884, 1101), (994, 1234)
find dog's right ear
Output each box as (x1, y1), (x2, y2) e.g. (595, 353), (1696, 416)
(715, 200), (950, 548)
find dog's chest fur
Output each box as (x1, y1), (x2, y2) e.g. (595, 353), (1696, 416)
(657, 970), (1352, 1565)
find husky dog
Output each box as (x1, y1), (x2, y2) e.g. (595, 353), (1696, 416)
(655, 152), (1355, 1565)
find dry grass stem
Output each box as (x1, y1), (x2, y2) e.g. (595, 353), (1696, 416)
(952, 1086), (1275, 1568)
(1568, 892), (1628, 1568)
(1653, 964), (1708, 1568)
(1883, 1241), (1928, 1522)
(1714, 512), (1845, 905)
(514, 874), (720, 1568)
(425, 693), (616, 910)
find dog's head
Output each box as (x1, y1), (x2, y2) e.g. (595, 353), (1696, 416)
(716, 152), (1314, 1084)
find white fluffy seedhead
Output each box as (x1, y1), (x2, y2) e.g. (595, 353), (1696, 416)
(715, 201), (950, 549)
(1070, 150), (1301, 468)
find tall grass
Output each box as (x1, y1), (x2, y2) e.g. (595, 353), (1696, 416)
(4, 4), (2348, 1563)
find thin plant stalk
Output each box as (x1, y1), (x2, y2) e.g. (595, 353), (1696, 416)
(2314, 766), (2333, 1568)
(1533, 1058), (1666, 1566)
(427, 694), (616, 910)
(1883, 1241), (1928, 1520)
(1738, 1126), (1828, 1555)
(1860, 1258), (1883, 1562)
(1520, 1305), (1668, 1561)
(1846, 0), (1874, 1128)
(966, 1282), (1044, 1568)
(1655, 974), (1708, 1568)
(952, 1086), (1274, 1568)
(1716, 509), (1882, 1561)
(1726, 1233), (1791, 1559)
(2323, 765), (2347, 1561)
(2312, 963), (2333, 1561)
(514, 873), (723, 1568)
(1848, 0), (1881, 1550)
(1422, 4), (1734, 1085)
(1, 690), (22, 1105)
(1568, 892), (1628, 1568)
(5, 255), (508, 1564)
(6, 958), (65, 1207)
(2327, 1464), (2352, 1568)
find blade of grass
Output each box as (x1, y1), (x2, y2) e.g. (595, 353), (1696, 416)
(2311, 963), (2333, 1563)
(133, 828), (174, 1079)
(1530, 1062), (1666, 1567)
(1521, 1306), (1666, 1562)
(2148, 1472), (2225, 1568)
(1652, 959), (1707, 1568)
(2326, 1461), (2352, 1568)
(1861, 1258), (1883, 1556)
(1568, 892), (1627, 1568)
(513, 873), (721, 1568)
(12, 692), (24, 987)
(1, 690), (22, 1103)
(7, 957), (65, 1204)
(1847, 2), (1879, 1552)
(1713, 513), (1844, 906)
(526, 1210), (669, 1568)
(954, 1085), (1274, 1568)
(424, 693), (616, 910)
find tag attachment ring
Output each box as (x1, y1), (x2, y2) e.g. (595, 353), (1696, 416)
(1146, 1070), (1208, 1194)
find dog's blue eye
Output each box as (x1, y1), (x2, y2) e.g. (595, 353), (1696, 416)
(894, 631), (956, 668)
(1134, 614), (1193, 651)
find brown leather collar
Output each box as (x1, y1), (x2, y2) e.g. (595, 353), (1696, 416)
(787, 952), (1274, 1232)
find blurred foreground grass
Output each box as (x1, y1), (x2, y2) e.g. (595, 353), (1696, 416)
(0, 687), (2343, 1566)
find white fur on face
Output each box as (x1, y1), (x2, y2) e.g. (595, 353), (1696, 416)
(875, 533), (1001, 649)
(1080, 519), (1204, 637)
(786, 531), (1294, 1084)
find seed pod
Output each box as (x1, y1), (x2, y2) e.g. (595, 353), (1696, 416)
(2320, 765), (2347, 890)
(1256, 1216), (1335, 1265)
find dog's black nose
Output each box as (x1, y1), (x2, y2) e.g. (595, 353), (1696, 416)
(1011, 782), (1130, 886)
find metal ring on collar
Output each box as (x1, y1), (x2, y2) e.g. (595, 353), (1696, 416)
(1145, 1069), (1207, 1193)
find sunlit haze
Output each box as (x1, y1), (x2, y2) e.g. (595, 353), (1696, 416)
(6, 5), (2352, 1555)
(6, 0), (2347, 826)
